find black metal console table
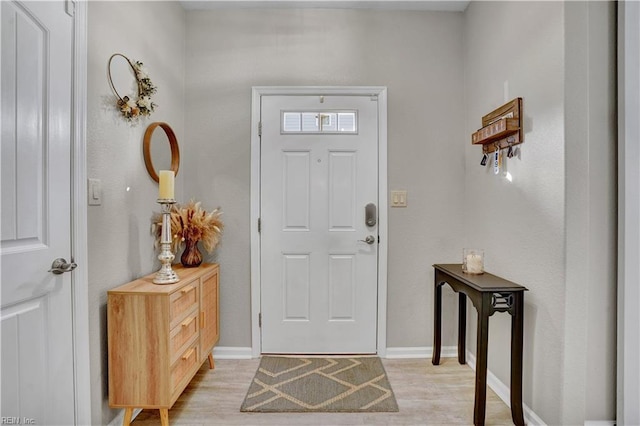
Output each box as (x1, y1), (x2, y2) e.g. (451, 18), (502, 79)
(432, 264), (528, 426)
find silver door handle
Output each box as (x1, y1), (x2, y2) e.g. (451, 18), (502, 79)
(358, 235), (376, 245)
(49, 258), (77, 274)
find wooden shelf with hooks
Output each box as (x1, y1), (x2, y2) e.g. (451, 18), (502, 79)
(472, 98), (523, 154)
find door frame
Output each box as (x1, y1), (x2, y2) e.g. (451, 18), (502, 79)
(618, 2), (640, 423)
(250, 86), (388, 357)
(71, 1), (91, 423)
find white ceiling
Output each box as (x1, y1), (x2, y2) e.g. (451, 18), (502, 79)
(179, 0), (470, 12)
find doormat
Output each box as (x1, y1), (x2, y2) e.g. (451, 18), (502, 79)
(240, 356), (399, 413)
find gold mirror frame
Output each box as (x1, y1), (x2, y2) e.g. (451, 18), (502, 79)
(143, 122), (180, 183)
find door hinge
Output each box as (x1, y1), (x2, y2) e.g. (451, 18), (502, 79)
(378, 235), (380, 244)
(259, 312), (262, 328)
(65, 0), (75, 17)
(258, 121), (262, 137)
(258, 218), (261, 233)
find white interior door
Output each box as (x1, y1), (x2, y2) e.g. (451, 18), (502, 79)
(1, 1), (76, 423)
(260, 94), (379, 354)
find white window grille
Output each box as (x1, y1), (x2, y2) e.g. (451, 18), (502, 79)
(281, 111), (358, 134)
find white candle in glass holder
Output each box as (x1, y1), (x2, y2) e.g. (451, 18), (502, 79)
(466, 254), (483, 274)
(158, 170), (175, 200)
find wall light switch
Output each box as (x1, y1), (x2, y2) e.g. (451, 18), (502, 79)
(88, 178), (102, 206)
(391, 190), (407, 207)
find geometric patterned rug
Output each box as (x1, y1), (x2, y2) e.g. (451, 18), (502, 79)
(240, 356), (399, 412)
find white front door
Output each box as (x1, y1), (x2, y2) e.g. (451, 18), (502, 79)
(260, 94), (379, 353)
(1, 1), (76, 423)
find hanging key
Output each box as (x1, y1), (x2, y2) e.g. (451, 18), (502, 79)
(480, 153), (488, 166)
(507, 145), (514, 158)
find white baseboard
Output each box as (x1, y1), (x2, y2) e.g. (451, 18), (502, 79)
(213, 346), (254, 359)
(465, 350), (546, 426)
(216, 346), (464, 360)
(215, 346), (463, 360)
(384, 346), (458, 359)
(584, 422), (615, 426)
(108, 408), (142, 426)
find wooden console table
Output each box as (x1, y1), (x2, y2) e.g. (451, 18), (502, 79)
(108, 263), (220, 426)
(432, 264), (527, 426)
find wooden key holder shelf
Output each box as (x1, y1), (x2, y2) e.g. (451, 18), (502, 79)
(472, 98), (523, 154)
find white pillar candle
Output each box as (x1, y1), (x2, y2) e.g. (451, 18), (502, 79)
(158, 170), (175, 200)
(466, 254), (483, 274)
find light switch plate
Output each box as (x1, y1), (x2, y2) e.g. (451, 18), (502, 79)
(391, 190), (407, 207)
(88, 178), (102, 206)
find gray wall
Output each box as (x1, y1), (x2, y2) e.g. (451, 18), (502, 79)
(463, 1), (616, 423)
(183, 8), (467, 349)
(84, 2), (617, 424)
(463, 2), (566, 422)
(86, 2), (186, 424)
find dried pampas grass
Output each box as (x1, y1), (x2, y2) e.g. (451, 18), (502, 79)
(153, 200), (223, 253)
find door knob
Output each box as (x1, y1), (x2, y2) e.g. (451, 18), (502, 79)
(358, 235), (376, 245)
(49, 258), (77, 274)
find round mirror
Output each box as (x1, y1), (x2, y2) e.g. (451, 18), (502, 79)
(143, 122), (180, 183)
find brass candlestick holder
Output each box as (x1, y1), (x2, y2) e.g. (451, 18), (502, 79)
(153, 199), (180, 284)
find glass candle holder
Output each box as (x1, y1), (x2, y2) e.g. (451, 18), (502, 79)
(462, 248), (484, 274)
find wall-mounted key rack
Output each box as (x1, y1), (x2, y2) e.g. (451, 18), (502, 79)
(472, 98), (523, 154)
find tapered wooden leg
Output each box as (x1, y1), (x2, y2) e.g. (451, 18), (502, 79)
(458, 293), (467, 364)
(159, 408), (169, 426)
(208, 353), (215, 369)
(510, 293), (525, 426)
(122, 408), (133, 426)
(432, 275), (443, 365)
(473, 299), (489, 426)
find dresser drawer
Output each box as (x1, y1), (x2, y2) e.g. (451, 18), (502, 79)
(170, 308), (199, 360)
(170, 282), (198, 324)
(171, 342), (199, 392)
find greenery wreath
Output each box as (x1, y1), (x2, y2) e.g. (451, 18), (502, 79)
(108, 53), (157, 121)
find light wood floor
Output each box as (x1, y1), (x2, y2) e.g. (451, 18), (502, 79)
(132, 357), (513, 425)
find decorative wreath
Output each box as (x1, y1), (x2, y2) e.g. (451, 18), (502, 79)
(107, 53), (157, 121)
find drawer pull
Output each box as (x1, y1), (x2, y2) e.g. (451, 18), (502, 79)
(182, 348), (195, 361)
(181, 285), (195, 295)
(181, 316), (196, 328)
